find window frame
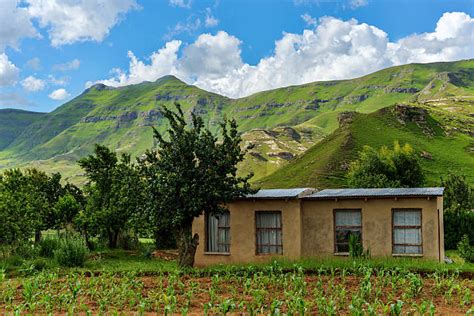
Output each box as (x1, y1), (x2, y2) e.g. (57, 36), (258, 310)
(392, 208), (423, 256)
(255, 210), (283, 256)
(333, 209), (362, 254)
(204, 211), (230, 254)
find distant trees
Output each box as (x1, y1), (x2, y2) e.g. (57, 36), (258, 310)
(139, 103), (253, 268)
(441, 173), (474, 249)
(0, 168), (80, 244)
(347, 142), (424, 188)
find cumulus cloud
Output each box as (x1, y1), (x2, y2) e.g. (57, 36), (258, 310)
(21, 76), (46, 92)
(169, 0), (191, 9)
(97, 12), (474, 98)
(26, 0), (139, 47)
(52, 59), (81, 72)
(0, 0), (40, 51)
(48, 88), (70, 100)
(0, 53), (20, 87)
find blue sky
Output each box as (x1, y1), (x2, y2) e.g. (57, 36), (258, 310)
(1, 0), (473, 112)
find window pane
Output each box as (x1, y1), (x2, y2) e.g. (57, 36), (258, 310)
(394, 228), (421, 245)
(256, 211), (282, 254)
(393, 210), (421, 226)
(394, 245), (422, 254)
(335, 210), (361, 226)
(207, 211), (230, 253)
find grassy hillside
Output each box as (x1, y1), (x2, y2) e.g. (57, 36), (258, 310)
(0, 60), (473, 184)
(0, 109), (46, 150)
(257, 105), (474, 188)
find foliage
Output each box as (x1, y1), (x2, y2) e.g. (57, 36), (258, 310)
(78, 145), (145, 248)
(347, 141), (424, 188)
(457, 235), (474, 263)
(39, 237), (61, 258)
(442, 174), (474, 249)
(139, 103), (254, 267)
(348, 234), (370, 259)
(53, 236), (89, 267)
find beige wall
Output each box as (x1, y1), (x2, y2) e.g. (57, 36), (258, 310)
(301, 197), (443, 261)
(193, 199), (302, 267)
(193, 196), (444, 266)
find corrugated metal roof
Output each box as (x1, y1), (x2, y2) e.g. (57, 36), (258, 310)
(244, 188), (316, 199)
(304, 187), (444, 199)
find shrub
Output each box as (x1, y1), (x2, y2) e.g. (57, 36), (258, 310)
(39, 237), (60, 258)
(349, 234), (370, 259)
(12, 241), (38, 259)
(457, 234), (474, 263)
(53, 236), (89, 267)
(117, 231), (140, 250)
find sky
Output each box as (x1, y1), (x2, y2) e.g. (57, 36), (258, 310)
(1, 0), (473, 112)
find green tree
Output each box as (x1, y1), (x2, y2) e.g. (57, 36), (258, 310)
(347, 142), (424, 188)
(78, 145), (143, 248)
(140, 103), (254, 268)
(441, 173), (474, 249)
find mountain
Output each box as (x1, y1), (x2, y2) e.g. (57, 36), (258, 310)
(257, 105), (474, 188)
(0, 109), (46, 150)
(0, 60), (473, 185)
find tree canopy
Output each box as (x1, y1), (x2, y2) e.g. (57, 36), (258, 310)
(139, 103), (254, 267)
(347, 142), (424, 188)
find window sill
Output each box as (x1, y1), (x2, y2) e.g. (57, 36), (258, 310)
(392, 253), (423, 257)
(204, 252), (230, 256)
(255, 253), (283, 256)
(333, 252), (349, 256)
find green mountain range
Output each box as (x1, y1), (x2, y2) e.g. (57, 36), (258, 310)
(1, 60), (473, 187)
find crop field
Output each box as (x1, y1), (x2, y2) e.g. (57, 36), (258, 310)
(1, 262), (473, 315)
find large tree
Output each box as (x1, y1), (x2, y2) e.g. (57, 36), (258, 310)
(140, 103), (253, 268)
(78, 145), (144, 248)
(347, 142), (424, 188)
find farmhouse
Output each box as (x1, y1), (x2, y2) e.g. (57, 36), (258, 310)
(193, 187), (445, 266)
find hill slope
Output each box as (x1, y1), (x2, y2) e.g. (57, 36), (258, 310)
(0, 109), (46, 150)
(257, 105), (474, 188)
(0, 60), (473, 184)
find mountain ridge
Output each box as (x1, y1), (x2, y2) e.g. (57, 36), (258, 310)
(1, 59), (473, 185)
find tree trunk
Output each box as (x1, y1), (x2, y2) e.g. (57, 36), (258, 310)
(175, 224), (199, 268)
(34, 230), (41, 243)
(108, 229), (119, 248)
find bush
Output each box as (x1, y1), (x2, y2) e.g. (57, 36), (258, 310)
(53, 236), (89, 267)
(457, 234), (474, 263)
(39, 237), (60, 258)
(12, 241), (38, 259)
(444, 209), (474, 249)
(117, 231), (140, 250)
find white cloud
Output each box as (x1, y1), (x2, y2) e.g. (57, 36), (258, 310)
(205, 8), (219, 27)
(97, 12), (474, 98)
(164, 17), (201, 40)
(48, 88), (70, 100)
(0, 0), (40, 51)
(301, 13), (317, 27)
(169, 0), (191, 9)
(26, 0), (139, 47)
(21, 76), (46, 92)
(0, 53), (20, 87)
(48, 75), (69, 86)
(52, 59), (81, 72)
(26, 57), (41, 70)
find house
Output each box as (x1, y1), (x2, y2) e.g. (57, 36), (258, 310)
(192, 187), (444, 266)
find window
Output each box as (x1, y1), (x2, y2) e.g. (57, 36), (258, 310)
(206, 211), (230, 253)
(393, 209), (422, 254)
(256, 211), (282, 255)
(334, 209), (362, 253)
